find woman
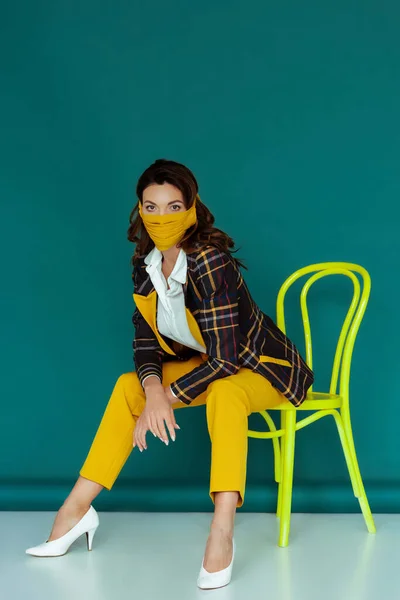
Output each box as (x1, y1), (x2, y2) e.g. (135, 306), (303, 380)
(25, 159), (313, 589)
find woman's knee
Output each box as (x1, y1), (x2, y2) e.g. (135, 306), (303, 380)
(207, 378), (249, 411)
(113, 371), (145, 413)
(116, 371), (141, 390)
(208, 377), (233, 390)
(207, 378), (243, 400)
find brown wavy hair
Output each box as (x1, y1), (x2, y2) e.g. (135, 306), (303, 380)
(127, 159), (247, 270)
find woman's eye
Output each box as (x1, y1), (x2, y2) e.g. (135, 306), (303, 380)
(143, 204), (182, 212)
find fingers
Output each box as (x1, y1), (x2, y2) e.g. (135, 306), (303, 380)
(150, 413), (163, 441)
(157, 408), (178, 444)
(166, 407), (178, 440)
(134, 409), (180, 451)
(133, 427), (140, 451)
(150, 411), (172, 445)
(146, 413), (158, 438)
(133, 421), (139, 450)
(165, 413), (177, 443)
(134, 424), (142, 451)
(134, 417), (148, 452)
(170, 408), (177, 428)
(157, 416), (170, 445)
(137, 425), (145, 452)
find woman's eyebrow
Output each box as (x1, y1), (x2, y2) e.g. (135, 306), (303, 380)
(143, 199), (184, 205)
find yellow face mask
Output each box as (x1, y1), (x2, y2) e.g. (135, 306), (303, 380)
(138, 197), (198, 251)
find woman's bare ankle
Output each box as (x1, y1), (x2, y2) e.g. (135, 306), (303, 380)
(211, 491), (238, 537)
(61, 498), (90, 514)
(210, 520), (234, 538)
(59, 476), (103, 514)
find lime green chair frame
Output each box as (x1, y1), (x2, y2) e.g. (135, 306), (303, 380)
(248, 262), (376, 547)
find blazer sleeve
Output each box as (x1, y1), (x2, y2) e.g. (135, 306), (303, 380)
(132, 262), (164, 389)
(169, 247), (241, 404)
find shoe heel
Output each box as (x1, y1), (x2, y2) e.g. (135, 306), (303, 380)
(86, 526), (98, 551)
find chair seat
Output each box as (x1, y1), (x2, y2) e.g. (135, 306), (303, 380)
(271, 392), (343, 411)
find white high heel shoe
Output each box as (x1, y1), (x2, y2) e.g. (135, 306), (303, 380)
(197, 537), (235, 590)
(25, 505), (99, 557)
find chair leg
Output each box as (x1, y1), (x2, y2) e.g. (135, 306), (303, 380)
(339, 409), (376, 534)
(276, 410), (286, 519)
(278, 410), (296, 547)
(331, 412), (361, 498)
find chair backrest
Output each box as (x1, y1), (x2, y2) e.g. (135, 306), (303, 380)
(276, 263), (371, 400)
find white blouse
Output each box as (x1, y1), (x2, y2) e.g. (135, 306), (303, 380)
(141, 246), (206, 394)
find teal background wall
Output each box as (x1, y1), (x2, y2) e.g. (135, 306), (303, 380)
(1, 1), (399, 512)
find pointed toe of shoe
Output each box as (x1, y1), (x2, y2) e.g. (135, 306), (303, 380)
(25, 505), (99, 557)
(25, 543), (48, 556)
(197, 571), (232, 590)
(25, 541), (64, 557)
(197, 539), (235, 590)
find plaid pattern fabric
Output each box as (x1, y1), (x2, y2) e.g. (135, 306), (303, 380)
(131, 307), (164, 385)
(132, 245), (314, 407)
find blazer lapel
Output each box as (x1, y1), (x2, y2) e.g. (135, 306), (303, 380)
(184, 307), (205, 348)
(133, 290), (176, 355)
(133, 267), (206, 355)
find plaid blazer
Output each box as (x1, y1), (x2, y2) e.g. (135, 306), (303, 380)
(132, 244), (314, 407)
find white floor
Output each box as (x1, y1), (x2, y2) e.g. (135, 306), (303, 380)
(2, 511), (398, 600)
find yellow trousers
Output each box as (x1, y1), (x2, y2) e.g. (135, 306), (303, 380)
(79, 355), (288, 507)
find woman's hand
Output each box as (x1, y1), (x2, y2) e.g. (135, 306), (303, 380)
(134, 378), (180, 451)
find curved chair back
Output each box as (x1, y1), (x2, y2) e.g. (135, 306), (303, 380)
(276, 262), (371, 402)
